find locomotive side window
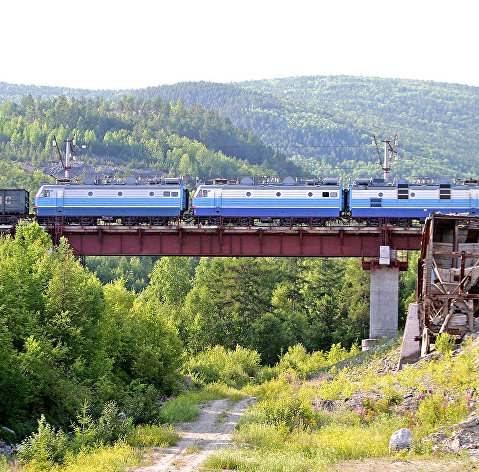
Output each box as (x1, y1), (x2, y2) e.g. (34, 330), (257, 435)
(171, 192), (178, 197)
(163, 191), (170, 197)
(398, 189), (409, 200)
(42, 190), (50, 197)
(322, 192), (329, 197)
(330, 191), (338, 198)
(203, 190), (208, 197)
(440, 189), (451, 200)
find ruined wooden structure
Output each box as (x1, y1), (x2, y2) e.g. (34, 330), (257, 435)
(417, 214), (479, 355)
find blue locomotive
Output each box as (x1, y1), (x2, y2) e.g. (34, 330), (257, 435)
(34, 177), (188, 225)
(3, 175), (479, 226)
(192, 177), (343, 225)
(348, 178), (479, 219)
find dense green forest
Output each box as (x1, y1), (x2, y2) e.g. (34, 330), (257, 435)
(0, 94), (299, 196)
(2, 75), (478, 182)
(0, 223), (417, 438)
(136, 77), (479, 179)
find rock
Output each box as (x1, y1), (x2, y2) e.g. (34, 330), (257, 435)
(455, 416), (479, 430)
(0, 444), (13, 459)
(0, 427), (15, 437)
(389, 428), (413, 452)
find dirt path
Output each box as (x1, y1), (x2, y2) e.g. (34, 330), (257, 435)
(326, 458), (478, 472)
(134, 396), (255, 472)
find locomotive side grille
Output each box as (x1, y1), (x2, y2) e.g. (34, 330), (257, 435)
(439, 189), (451, 200)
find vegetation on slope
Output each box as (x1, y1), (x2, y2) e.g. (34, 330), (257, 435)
(0, 93), (300, 190)
(203, 337), (479, 471)
(138, 77), (479, 179)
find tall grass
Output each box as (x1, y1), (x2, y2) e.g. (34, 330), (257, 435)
(206, 336), (479, 471)
(159, 383), (246, 423)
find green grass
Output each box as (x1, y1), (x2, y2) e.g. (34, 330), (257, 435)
(60, 442), (142, 472)
(184, 443), (202, 454)
(125, 424), (179, 448)
(205, 336), (479, 472)
(216, 408), (232, 423)
(159, 383), (246, 424)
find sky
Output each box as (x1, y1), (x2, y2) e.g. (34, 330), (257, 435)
(1, 0), (478, 90)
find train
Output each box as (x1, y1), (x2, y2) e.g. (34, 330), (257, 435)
(1, 176), (479, 226)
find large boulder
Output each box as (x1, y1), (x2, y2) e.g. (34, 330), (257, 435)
(389, 428), (413, 452)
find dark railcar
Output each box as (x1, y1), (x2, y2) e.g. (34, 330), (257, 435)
(0, 189), (29, 223)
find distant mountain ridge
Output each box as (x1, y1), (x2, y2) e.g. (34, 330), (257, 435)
(1, 75), (479, 180)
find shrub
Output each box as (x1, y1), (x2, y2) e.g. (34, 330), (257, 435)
(0, 456), (10, 472)
(123, 382), (163, 425)
(60, 442), (141, 472)
(159, 397), (199, 424)
(70, 401), (132, 453)
(94, 402), (132, 446)
(186, 345), (261, 388)
(434, 332), (455, 355)
(19, 415), (69, 469)
(414, 392), (469, 436)
(252, 392), (313, 431)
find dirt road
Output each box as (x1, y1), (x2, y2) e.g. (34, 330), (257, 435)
(134, 396), (254, 472)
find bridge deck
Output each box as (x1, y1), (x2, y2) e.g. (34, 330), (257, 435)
(44, 225), (422, 257)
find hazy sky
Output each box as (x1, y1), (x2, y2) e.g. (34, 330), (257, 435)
(2, 0), (477, 90)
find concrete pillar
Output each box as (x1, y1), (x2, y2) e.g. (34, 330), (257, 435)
(369, 264), (399, 338)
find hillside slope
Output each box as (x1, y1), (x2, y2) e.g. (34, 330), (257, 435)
(138, 77), (479, 179)
(1, 76), (478, 180)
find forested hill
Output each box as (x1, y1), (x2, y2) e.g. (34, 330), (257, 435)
(0, 81), (124, 102)
(136, 76), (479, 180)
(0, 94), (299, 192)
(2, 76), (479, 181)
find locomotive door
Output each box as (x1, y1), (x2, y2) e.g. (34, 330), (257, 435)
(214, 191), (221, 214)
(56, 190), (64, 214)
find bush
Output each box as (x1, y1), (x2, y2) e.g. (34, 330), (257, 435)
(186, 345), (261, 388)
(434, 332), (455, 355)
(123, 382), (163, 425)
(19, 415), (69, 469)
(159, 397), (199, 424)
(94, 402), (132, 446)
(277, 343), (358, 377)
(251, 392), (313, 431)
(70, 401), (132, 453)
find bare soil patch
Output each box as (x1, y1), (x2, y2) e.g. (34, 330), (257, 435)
(326, 457), (478, 472)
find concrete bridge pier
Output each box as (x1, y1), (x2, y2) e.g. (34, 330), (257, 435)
(362, 246), (406, 350)
(369, 264), (399, 338)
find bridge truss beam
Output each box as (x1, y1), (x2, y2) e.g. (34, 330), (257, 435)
(48, 225), (422, 257)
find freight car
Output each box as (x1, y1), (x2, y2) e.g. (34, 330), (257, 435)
(34, 178), (188, 225)
(0, 189), (29, 224)
(191, 177), (343, 225)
